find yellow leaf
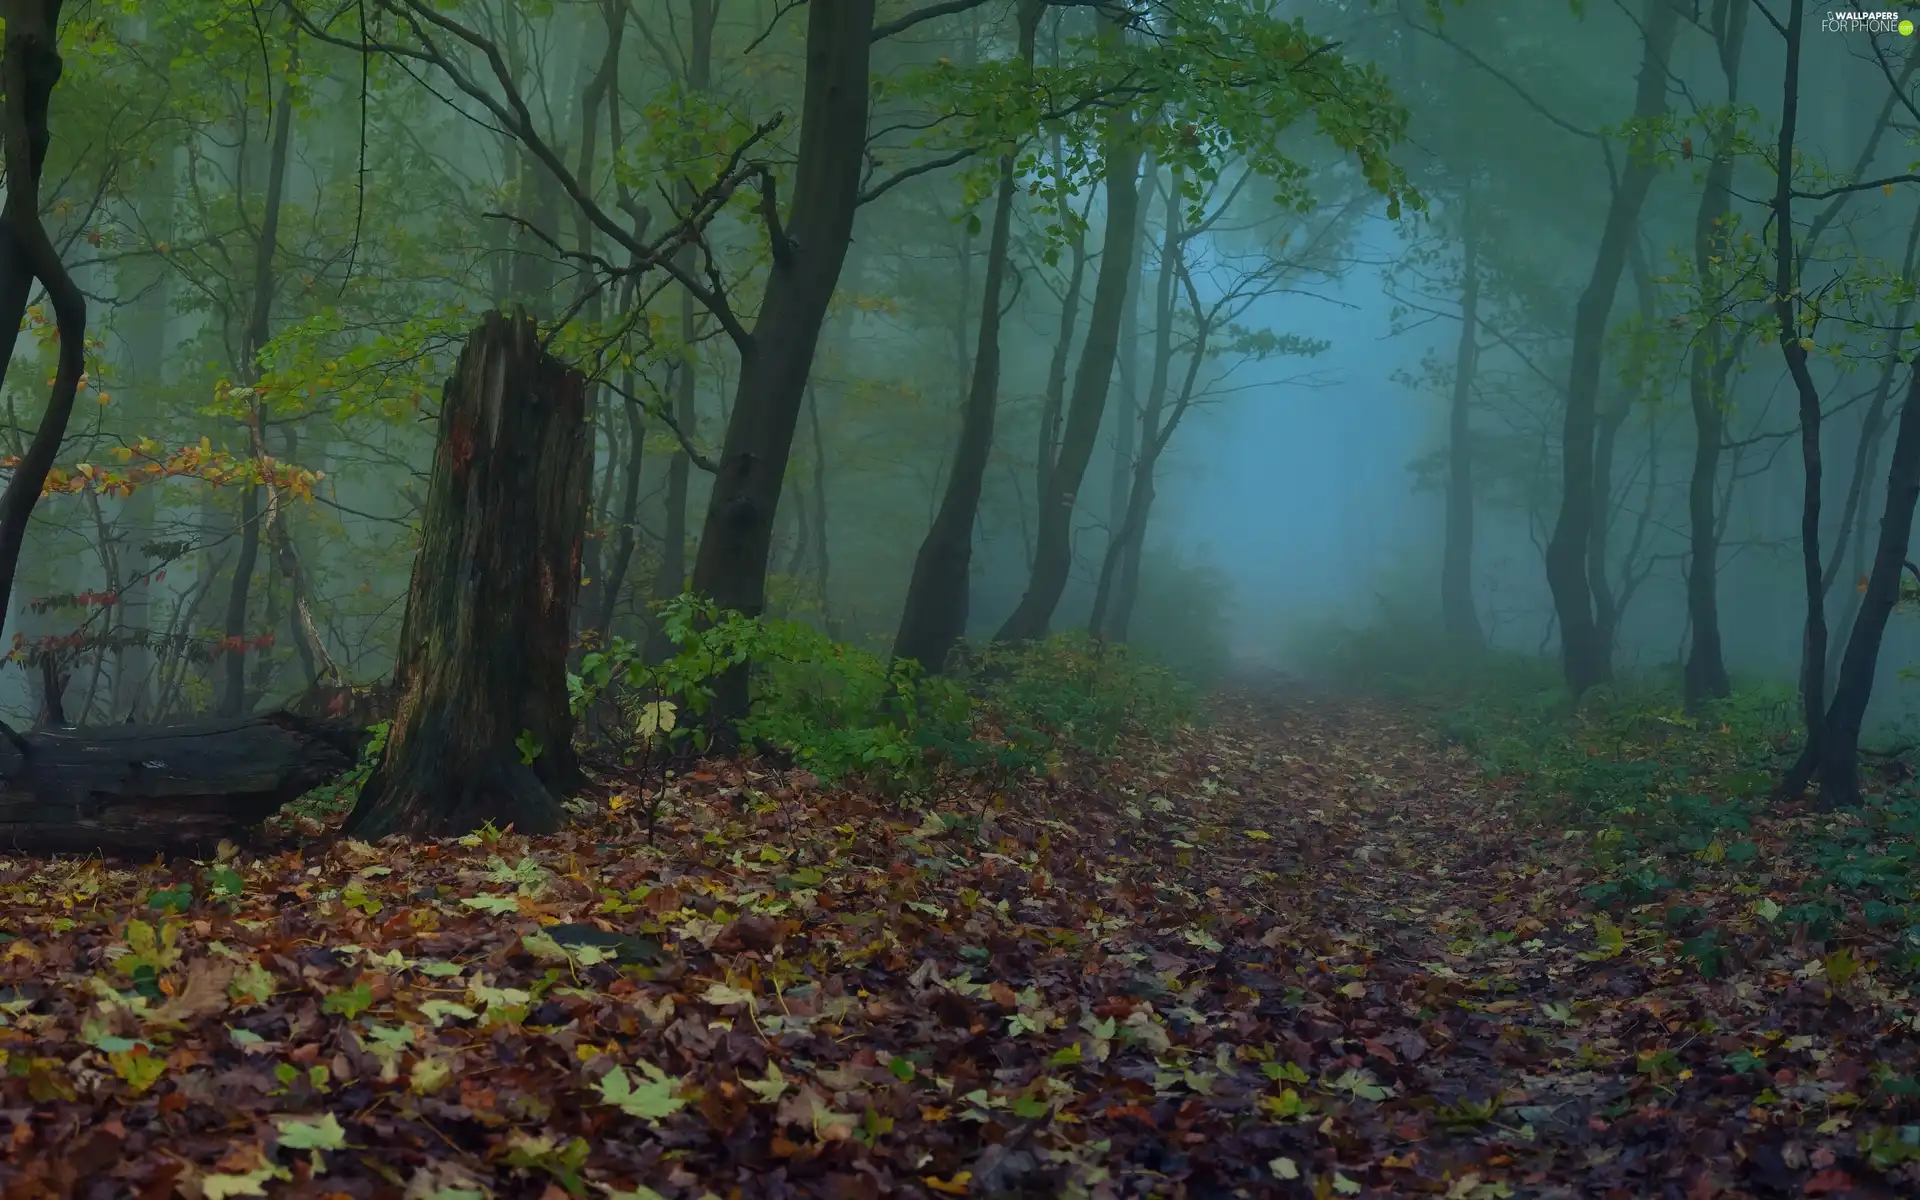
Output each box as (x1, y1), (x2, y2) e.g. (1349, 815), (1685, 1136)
(924, 1172), (972, 1195)
(108, 1046), (166, 1093)
(1244, 829), (1272, 841)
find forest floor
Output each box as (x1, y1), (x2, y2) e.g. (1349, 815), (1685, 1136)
(2, 686), (1918, 1198)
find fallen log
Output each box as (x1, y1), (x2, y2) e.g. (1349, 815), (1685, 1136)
(0, 711), (356, 857)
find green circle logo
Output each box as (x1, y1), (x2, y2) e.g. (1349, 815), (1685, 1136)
(1904, 18), (1916, 36)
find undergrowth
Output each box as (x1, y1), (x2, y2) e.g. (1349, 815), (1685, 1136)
(1312, 618), (1920, 976)
(569, 595), (1196, 792)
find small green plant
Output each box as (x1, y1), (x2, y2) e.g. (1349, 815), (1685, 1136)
(569, 598), (1197, 793)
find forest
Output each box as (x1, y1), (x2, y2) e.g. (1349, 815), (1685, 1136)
(5, 0), (1920, 1195)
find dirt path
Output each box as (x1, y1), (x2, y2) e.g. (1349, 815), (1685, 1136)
(1197, 688), (1913, 1200)
(1, 688), (1914, 1198)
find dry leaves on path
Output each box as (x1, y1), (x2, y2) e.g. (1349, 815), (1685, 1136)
(2, 690), (1917, 1198)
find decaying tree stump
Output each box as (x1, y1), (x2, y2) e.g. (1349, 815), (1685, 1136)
(0, 712), (355, 857)
(342, 309), (592, 841)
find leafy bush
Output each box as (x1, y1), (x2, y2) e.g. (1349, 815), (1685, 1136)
(959, 631), (1197, 758)
(568, 599), (1196, 790)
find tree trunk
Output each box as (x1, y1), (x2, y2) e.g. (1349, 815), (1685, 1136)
(1093, 166), (1181, 638)
(1108, 153), (1152, 556)
(0, 0), (89, 651)
(599, 367), (646, 639)
(1442, 182), (1483, 650)
(893, 3), (1039, 672)
(1590, 393), (1631, 659)
(643, 0), (715, 664)
(216, 74), (298, 716)
(806, 383), (836, 634)
(1773, 0), (1831, 798)
(1543, 0), (1678, 698)
(1091, 251), (1211, 639)
(1681, 0), (1746, 710)
(343, 312), (592, 840)
(688, 0), (874, 729)
(998, 12), (1143, 643)
(1033, 12), (1081, 527)
(1816, 363), (1920, 806)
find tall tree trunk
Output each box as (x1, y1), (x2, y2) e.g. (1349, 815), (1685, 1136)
(997, 11), (1142, 643)
(1093, 166), (1180, 638)
(1681, 0), (1749, 708)
(688, 0), (874, 729)
(1108, 153), (1152, 555)
(1091, 252), (1211, 639)
(598, 366), (645, 638)
(806, 383), (835, 634)
(1442, 182), (1483, 649)
(344, 312), (591, 839)
(647, 0), (716, 660)
(1819, 211), (1920, 691)
(893, 2), (1039, 672)
(1773, 0), (1832, 797)
(217, 74), (297, 717)
(1543, 0), (1679, 698)
(1590, 393), (1631, 659)
(1682, 0), (1746, 710)
(1816, 363), (1920, 806)
(0, 0), (88, 655)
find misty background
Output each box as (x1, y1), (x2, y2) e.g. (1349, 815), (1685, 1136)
(3, 0), (1915, 736)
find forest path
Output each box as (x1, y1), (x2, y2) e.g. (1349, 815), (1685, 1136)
(1215, 686), (1908, 1200)
(1, 688), (1911, 1199)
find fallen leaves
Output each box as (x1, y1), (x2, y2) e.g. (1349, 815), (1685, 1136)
(3, 691), (1920, 1196)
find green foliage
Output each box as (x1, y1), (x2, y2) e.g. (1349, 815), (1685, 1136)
(960, 633), (1197, 760)
(1330, 616), (1920, 969)
(569, 598), (1195, 791)
(285, 721), (391, 824)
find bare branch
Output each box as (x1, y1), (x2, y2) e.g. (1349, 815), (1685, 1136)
(858, 146), (978, 205)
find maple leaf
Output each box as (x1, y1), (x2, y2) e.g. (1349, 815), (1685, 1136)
(275, 1113), (347, 1151)
(596, 1062), (686, 1122)
(201, 1164), (288, 1200)
(743, 1062), (789, 1103)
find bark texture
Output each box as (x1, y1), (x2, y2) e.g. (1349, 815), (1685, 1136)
(0, 0), (88, 648)
(0, 712), (354, 857)
(1543, 0), (1678, 697)
(1682, 0), (1747, 709)
(998, 12), (1143, 642)
(893, 2), (1039, 672)
(343, 311), (592, 840)
(688, 0), (874, 728)
(1816, 363), (1920, 806)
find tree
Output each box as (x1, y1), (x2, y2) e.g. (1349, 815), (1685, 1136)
(894, 1), (1043, 673)
(1543, 0), (1680, 699)
(1680, 0), (1747, 710)
(0, 0), (88, 653)
(687, 0), (876, 726)
(1442, 181), (1484, 650)
(343, 312), (591, 840)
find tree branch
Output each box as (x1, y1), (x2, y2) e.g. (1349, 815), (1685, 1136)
(858, 146), (979, 205)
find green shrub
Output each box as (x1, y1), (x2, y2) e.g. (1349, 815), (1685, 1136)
(568, 599), (1196, 790)
(960, 631), (1197, 758)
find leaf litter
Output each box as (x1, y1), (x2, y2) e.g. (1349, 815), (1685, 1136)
(3, 689), (1919, 1197)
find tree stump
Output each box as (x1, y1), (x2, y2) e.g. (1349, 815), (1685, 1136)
(343, 310), (592, 841)
(0, 713), (355, 857)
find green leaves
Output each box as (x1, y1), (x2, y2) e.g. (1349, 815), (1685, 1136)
(595, 1062), (687, 1123)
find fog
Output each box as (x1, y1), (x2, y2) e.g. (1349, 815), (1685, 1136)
(5, 0), (1920, 754)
